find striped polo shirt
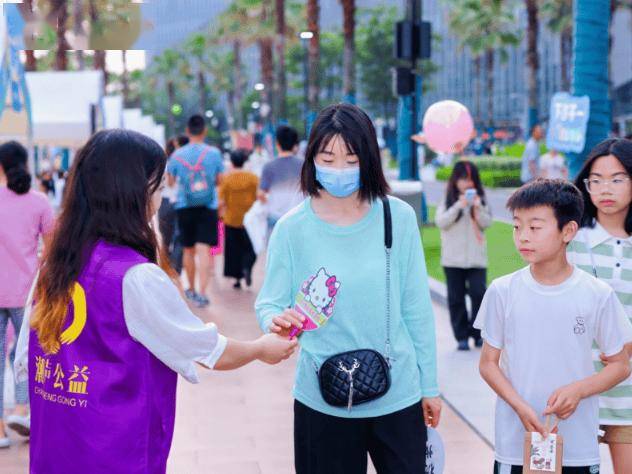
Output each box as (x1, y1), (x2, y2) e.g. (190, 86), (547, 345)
(567, 222), (632, 425)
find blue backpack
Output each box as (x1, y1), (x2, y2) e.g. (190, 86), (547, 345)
(174, 148), (214, 207)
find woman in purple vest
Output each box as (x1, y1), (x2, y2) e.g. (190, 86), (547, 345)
(13, 129), (297, 474)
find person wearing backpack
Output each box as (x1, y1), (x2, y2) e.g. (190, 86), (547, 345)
(167, 115), (224, 308)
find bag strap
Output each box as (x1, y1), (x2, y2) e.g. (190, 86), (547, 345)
(174, 147), (210, 172)
(381, 197), (393, 367)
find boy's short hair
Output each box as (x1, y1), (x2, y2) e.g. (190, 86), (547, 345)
(230, 148), (249, 168)
(187, 114), (206, 136)
(506, 179), (584, 230)
(275, 125), (299, 151)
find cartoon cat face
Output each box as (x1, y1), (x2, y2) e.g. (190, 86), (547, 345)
(305, 268), (340, 313)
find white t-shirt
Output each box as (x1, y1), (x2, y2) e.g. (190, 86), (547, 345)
(15, 263), (227, 385)
(539, 153), (567, 180)
(474, 266), (632, 467)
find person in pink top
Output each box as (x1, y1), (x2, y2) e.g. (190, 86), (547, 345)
(0, 141), (54, 448)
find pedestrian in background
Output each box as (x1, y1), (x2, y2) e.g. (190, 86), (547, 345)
(160, 134), (189, 274)
(435, 160), (492, 351)
(258, 125), (303, 232)
(0, 141), (55, 447)
(520, 124), (543, 183)
(219, 149), (258, 289)
(167, 115), (224, 308)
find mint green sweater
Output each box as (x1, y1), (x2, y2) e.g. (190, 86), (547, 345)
(255, 196), (439, 418)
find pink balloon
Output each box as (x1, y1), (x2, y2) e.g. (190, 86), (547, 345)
(422, 100), (474, 154)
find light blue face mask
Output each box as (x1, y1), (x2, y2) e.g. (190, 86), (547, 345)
(315, 163), (361, 198)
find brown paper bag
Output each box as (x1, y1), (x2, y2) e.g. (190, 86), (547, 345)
(522, 417), (563, 474)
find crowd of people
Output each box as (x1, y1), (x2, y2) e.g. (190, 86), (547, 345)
(0, 101), (631, 473)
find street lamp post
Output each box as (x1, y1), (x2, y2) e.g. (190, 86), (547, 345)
(300, 31), (314, 138)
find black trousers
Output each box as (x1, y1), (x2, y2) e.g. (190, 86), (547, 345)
(158, 198), (183, 273)
(493, 461), (599, 473)
(294, 400), (427, 474)
(223, 225), (256, 280)
(443, 267), (487, 342)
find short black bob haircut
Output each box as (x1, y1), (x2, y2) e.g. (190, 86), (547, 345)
(230, 148), (250, 168)
(506, 178), (584, 231)
(573, 138), (632, 234)
(300, 103), (389, 202)
(187, 114), (206, 136)
(276, 125), (299, 151)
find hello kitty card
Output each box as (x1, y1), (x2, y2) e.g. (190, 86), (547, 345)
(289, 268), (341, 339)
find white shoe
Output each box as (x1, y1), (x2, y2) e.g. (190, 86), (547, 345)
(0, 437), (10, 448)
(6, 414), (30, 437)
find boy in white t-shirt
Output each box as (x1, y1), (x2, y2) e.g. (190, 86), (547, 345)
(474, 179), (632, 474)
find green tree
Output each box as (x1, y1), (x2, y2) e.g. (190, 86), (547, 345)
(447, 0), (520, 127)
(340, 0), (356, 102)
(150, 49), (192, 136)
(356, 6), (398, 121)
(525, 0), (539, 130)
(306, 0), (320, 114)
(541, 0), (573, 92)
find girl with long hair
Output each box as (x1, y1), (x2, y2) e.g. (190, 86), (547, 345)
(256, 104), (440, 473)
(568, 138), (632, 473)
(14, 129), (296, 474)
(435, 160), (492, 350)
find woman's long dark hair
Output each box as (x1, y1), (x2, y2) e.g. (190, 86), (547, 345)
(33, 129), (167, 354)
(0, 141), (32, 195)
(574, 138), (632, 233)
(445, 160), (486, 222)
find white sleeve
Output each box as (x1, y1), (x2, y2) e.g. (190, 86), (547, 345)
(14, 273), (38, 384)
(472, 281), (505, 349)
(594, 290), (632, 357)
(123, 263), (227, 383)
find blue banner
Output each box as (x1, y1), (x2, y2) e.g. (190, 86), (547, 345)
(546, 92), (590, 153)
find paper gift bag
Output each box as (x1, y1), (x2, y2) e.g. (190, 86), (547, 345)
(523, 417), (563, 474)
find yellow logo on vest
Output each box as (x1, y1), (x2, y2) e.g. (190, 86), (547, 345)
(59, 282), (87, 347)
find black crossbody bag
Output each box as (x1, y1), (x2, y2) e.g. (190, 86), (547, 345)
(315, 197), (393, 411)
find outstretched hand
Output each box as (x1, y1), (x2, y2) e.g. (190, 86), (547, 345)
(269, 309), (305, 339)
(256, 334), (299, 364)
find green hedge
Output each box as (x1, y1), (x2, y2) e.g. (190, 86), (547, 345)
(436, 166), (521, 188)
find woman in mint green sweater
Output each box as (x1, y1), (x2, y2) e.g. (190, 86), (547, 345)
(255, 103), (441, 474)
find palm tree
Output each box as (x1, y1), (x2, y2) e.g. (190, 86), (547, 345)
(72, 0), (87, 69)
(307, 0), (320, 115)
(49, 0), (70, 70)
(260, 0), (275, 117)
(447, 0), (520, 127)
(185, 33), (211, 114)
(568, 0), (611, 177)
(340, 0), (356, 103)
(525, 0), (539, 130)
(275, 0), (288, 119)
(541, 0), (573, 92)
(151, 49), (191, 136)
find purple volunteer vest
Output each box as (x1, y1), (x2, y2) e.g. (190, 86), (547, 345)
(29, 241), (178, 474)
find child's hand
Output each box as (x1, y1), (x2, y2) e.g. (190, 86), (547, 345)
(268, 309), (305, 338)
(256, 334), (299, 364)
(457, 195), (468, 209)
(544, 382), (584, 420)
(517, 403), (546, 436)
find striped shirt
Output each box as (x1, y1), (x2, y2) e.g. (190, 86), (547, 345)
(567, 222), (632, 425)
